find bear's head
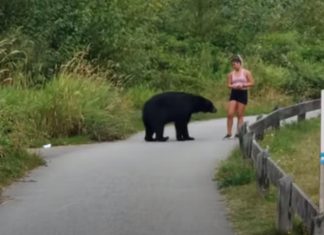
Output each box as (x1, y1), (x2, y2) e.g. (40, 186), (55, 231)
(197, 97), (217, 113)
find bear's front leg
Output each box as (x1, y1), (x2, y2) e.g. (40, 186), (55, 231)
(155, 125), (169, 141)
(175, 121), (194, 141)
(182, 124), (194, 141)
(175, 122), (184, 141)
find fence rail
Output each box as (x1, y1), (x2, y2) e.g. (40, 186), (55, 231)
(249, 99), (321, 140)
(239, 99), (324, 234)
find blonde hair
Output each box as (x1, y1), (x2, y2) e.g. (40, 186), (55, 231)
(231, 54), (243, 65)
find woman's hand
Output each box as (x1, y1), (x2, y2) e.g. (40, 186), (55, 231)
(232, 83), (243, 89)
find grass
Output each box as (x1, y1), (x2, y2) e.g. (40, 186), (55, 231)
(221, 183), (307, 235)
(215, 149), (255, 188)
(0, 74), (137, 146)
(261, 118), (320, 205)
(216, 118), (320, 235)
(0, 149), (45, 190)
(215, 149), (280, 235)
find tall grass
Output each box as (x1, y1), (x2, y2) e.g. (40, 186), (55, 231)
(0, 75), (136, 147)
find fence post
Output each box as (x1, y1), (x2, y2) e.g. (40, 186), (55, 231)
(256, 150), (270, 196)
(298, 113), (306, 122)
(277, 176), (293, 233)
(239, 122), (248, 153)
(313, 214), (324, 235)
(273, 113), (280, 130)
(242, 132), (253, 159)
(255, 115), (264, 140)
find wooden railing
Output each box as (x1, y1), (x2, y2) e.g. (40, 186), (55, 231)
(239, 99), (324, 235)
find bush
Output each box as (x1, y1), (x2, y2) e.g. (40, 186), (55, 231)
(283, 60), (324, 99)
(248, 31), (302, 67)
(248, 58), (291, 92)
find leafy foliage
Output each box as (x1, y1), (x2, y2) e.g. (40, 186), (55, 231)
(1, 0), (323, 97)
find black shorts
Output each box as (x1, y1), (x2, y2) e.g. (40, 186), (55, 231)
(229, 89), (248, 105)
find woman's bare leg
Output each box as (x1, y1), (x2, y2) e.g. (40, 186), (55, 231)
(237, 102), (246, 134)
(227, 100), (237, 136)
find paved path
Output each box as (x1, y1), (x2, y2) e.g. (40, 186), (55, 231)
(0, 117), (258, 235)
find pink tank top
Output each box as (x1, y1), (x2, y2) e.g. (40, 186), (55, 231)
(231, 69), (248, 88)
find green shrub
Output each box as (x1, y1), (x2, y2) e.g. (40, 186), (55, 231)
(125, 85), (158, 110)
(215, 149), (255, 188)
(248, 58), (291, 92)
(248, 31), (302, 67)
(281, 60), (324, 99)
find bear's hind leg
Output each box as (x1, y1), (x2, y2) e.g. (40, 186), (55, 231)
(144, 121), (155, 141)
(145, 128), (155, 141)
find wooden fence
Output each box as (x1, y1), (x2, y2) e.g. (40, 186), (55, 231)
(239, 99), (324, 235)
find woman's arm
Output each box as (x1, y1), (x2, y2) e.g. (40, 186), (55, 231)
(243, 70), (255, 88)
(227, 73), (234, 89)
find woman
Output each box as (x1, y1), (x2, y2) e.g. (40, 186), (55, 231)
(223, 55), (254, 139)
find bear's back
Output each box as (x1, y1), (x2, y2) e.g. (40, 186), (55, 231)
(144, 92), (195, 108)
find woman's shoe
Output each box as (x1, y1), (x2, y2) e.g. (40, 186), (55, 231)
(223, 134), (233, 140)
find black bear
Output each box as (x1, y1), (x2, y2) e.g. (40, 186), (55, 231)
(142, 91), (217, 141)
